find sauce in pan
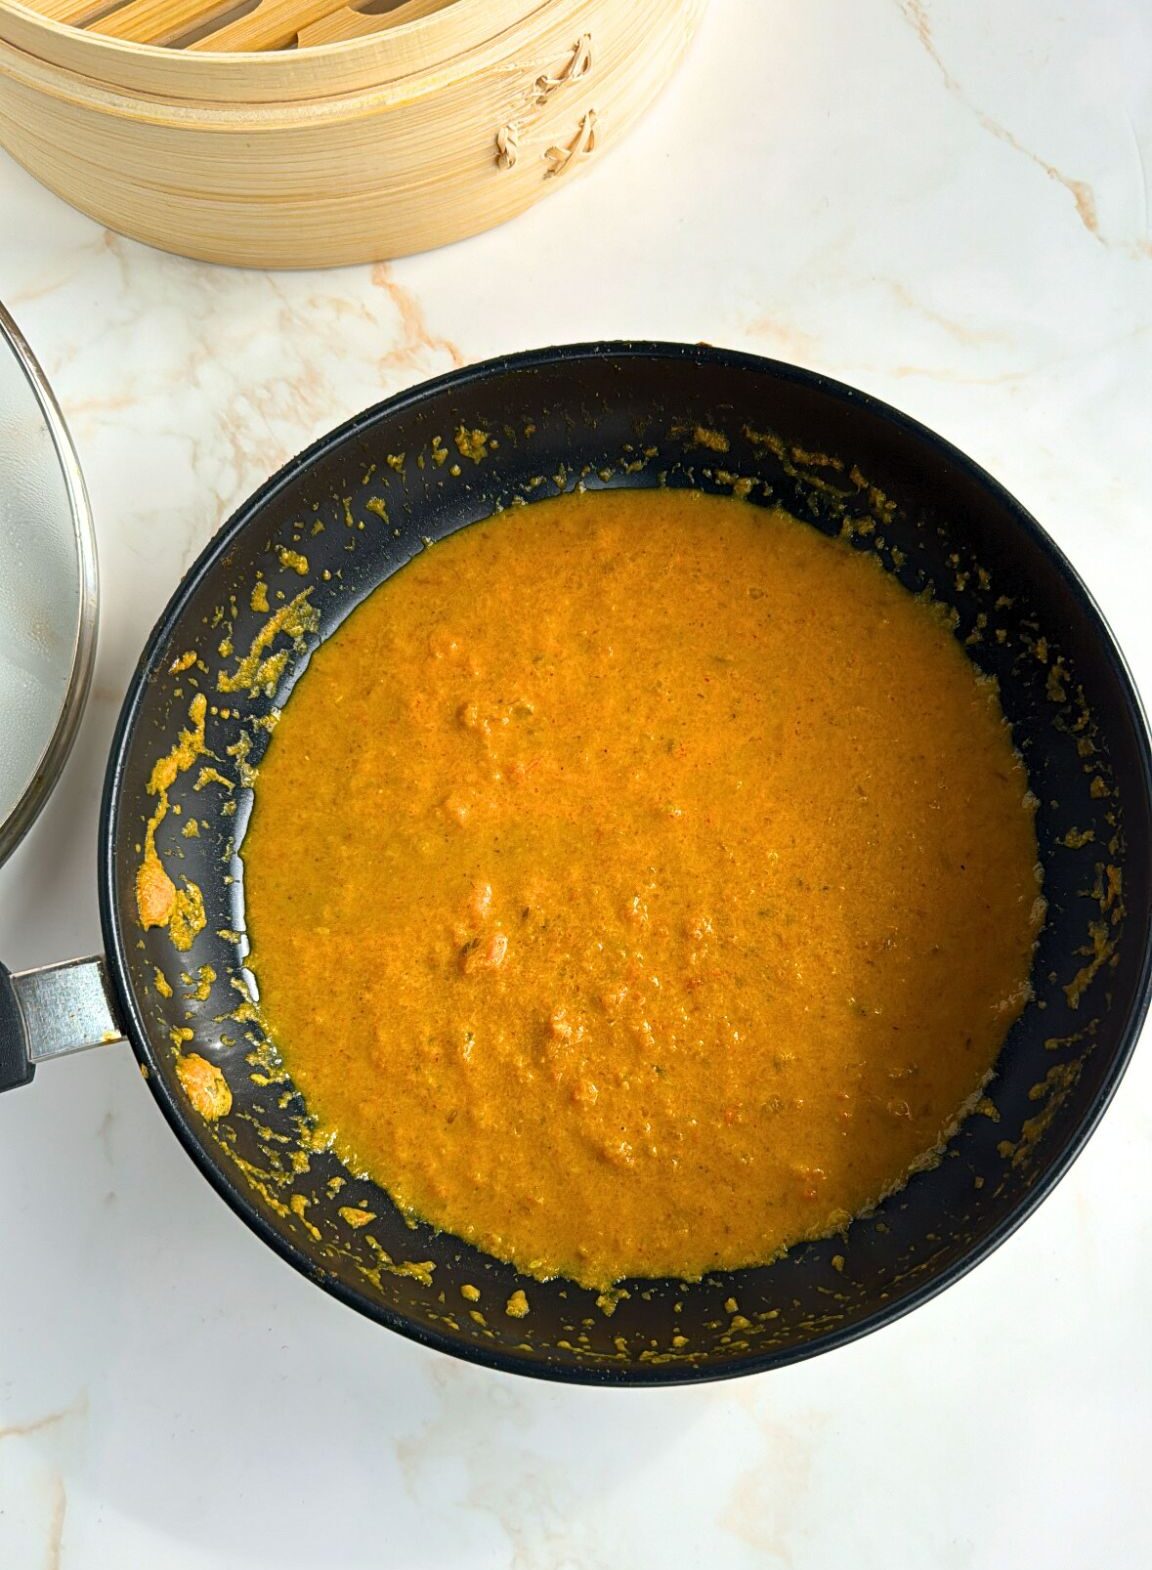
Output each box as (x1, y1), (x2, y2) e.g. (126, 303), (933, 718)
(243, 488), (1042, 1289)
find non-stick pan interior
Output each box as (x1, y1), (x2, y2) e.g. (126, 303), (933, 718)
(101, 344), (1152, 1383)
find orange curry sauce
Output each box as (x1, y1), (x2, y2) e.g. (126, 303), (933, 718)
(243, 489), (1042, 1289)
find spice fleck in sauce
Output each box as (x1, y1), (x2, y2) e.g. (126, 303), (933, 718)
(244, 490), (1041, 1289)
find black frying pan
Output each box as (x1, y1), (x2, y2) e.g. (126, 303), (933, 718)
(2, 343), (1149, 1385)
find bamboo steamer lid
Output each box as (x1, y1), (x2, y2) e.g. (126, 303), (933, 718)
(0, 0), (707, 266)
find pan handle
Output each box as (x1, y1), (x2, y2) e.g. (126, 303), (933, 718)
(0, 957), (127, 1093)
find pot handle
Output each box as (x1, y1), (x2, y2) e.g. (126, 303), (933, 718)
(0, 957), (127, 1093)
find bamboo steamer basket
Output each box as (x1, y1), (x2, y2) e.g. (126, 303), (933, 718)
(0, 0), (707, 267)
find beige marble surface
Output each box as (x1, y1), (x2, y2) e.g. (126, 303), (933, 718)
(1, 0), (1150, 1564)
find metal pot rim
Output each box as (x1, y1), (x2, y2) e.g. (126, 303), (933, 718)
(0, 300), (98, 869)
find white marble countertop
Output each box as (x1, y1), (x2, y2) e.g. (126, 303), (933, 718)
(2, 0), (1150, 1564)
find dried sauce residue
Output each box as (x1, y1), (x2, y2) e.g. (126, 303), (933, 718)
(136, 691), (209, 951)
(138, 591), (319, 962)
(175, 1052), (232, 1120)
(217, 591), (318, 700)
(188, 964), (216, 1002)
(168, 882), (206, 951)
(454, 426), (490, 463)
(1064, 920), (1115, 1009)
(999, 1061), (1083, 1169)
(276, 548), (309, 576)
(692, 426), (729, 453)
(339, 1206), (376, 1229)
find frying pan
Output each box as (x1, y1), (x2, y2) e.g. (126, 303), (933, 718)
(1, 342), (1149, 1385)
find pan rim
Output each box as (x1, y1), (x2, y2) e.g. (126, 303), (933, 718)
(97, 339), (1152, 1386)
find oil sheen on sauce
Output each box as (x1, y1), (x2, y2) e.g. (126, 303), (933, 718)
(243, 489), (1042, 1290)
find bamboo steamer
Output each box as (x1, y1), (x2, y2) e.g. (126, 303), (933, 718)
(0, 0), (707, 267)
